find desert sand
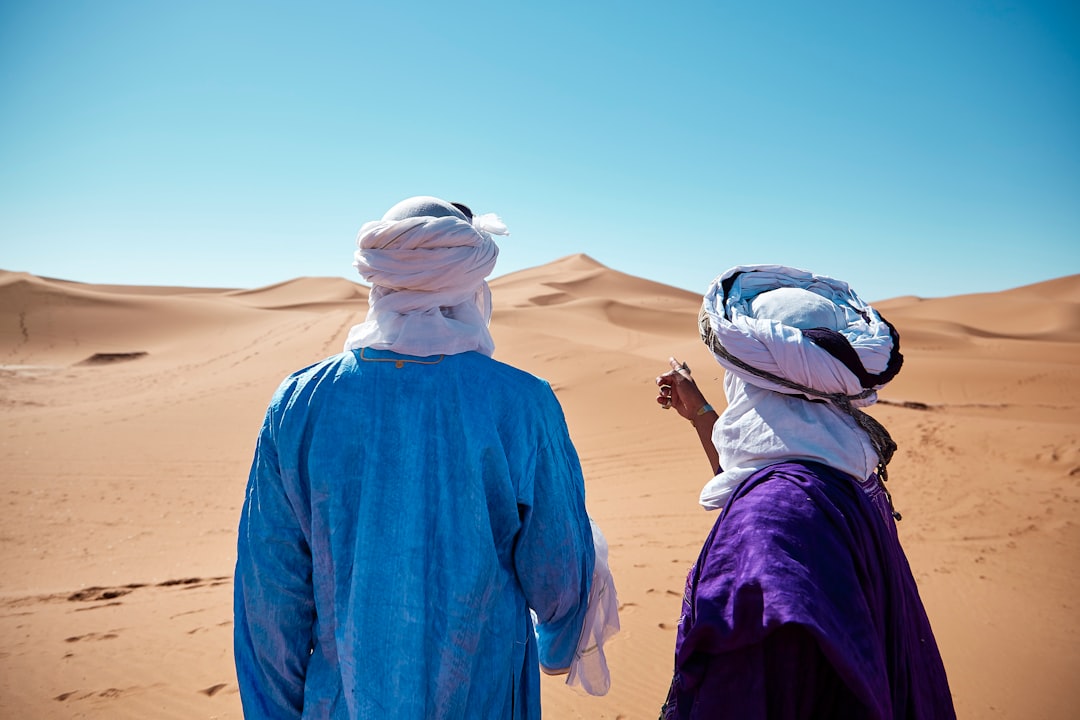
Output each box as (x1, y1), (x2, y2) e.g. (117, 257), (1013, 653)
(1, 255), (1077, 719)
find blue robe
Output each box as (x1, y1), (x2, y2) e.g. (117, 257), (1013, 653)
(234, 349), (595, 719)
(662, 462), (955, 719)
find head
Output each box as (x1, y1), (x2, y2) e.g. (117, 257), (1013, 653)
(381, 196), (473, 223)
(345, 196), (507, 357)
(749, 286), (845, 331)
(701, 267), (901, 399)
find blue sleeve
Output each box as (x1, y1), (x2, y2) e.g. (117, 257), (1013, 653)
(513, 389), (595, 672)
(234, 403), (315, 718)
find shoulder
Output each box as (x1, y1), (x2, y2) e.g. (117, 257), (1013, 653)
(716, 462), (872, 562)
(268, 353), (355, 407)
(446, 354), (572, 442)
(691, 463), (873, 631)
(734, 462), (861, 516)
(449, 352), (560, 399)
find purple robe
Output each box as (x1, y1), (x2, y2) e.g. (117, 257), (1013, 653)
(661, 461), (955, 719)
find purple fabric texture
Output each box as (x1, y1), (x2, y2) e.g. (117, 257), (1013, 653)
(661, 462), (954, 719)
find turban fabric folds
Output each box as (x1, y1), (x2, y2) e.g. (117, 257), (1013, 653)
(344, 202), (509, 358)
(697, 265), (904, 514)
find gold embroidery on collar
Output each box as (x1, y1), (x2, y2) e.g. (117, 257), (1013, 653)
(359, 347), (446, 369)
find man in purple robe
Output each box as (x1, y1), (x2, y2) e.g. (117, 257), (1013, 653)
(654, 266), (955, 719)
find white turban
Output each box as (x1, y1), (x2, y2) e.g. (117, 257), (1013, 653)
(343, 197), (509, 357)
(696, 265), (904, 513)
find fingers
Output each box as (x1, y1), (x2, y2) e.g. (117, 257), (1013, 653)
(657, 355), (707, 415)
(656, 383), (673, 409)
(668, 356), (694, 382)
(656, 369), (692, 392)
(656, 356), (690, 411)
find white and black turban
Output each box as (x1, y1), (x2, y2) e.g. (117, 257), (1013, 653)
(699, 265), (903, 409)
(697, 265), (904, 514)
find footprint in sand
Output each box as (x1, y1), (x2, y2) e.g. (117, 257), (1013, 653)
(67, 586), (141, 602)
(64, 632), (119, 642)
(54, 688), (131, 702)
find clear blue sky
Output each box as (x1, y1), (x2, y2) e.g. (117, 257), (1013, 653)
(2, 0), (1077, 301)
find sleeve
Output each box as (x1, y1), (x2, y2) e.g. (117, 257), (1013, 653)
(565, 518), (620, 695)
(233, 403), (316, 719)
(673, 624), (869, 719)
(670, 466), (885, 718)
(513, 388), (596, 673)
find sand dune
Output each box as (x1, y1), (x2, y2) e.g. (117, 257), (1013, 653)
(224, 276), (370, 310)
(881, 281), (1080, 342)
(1, 261), (1077, 719)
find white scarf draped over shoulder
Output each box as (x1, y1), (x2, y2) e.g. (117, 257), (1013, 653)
(697, 265), (904, 512)
(344, 212), (509, 357)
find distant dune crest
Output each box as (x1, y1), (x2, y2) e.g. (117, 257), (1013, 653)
(2, 264), (1078, 367)
(1, 261), (1079, 719)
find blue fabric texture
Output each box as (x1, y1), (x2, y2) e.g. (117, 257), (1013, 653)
(234, 349), (595, 719)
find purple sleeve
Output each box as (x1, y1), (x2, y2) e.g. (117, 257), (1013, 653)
(665, 462), (954, 719)
(672, 624), (871, 719)
(670, 463), (891, 718)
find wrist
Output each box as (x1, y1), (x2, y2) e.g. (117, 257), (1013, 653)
(689, 403), (716, 424)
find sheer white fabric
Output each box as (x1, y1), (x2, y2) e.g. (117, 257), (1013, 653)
(700, 378), (882, 510)
(698, 265), (899, 511)
(566, 519), (620, 695)
(344, 213), (509, 357)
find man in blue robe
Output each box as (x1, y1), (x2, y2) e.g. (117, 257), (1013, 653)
(655, 266), (955, 718)
(234, 197), (597, 718)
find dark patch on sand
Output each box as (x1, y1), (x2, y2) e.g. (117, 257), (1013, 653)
(67, 585), (146, 602)
(76, 352), (148, 366)
(879, 399), (933, 411)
